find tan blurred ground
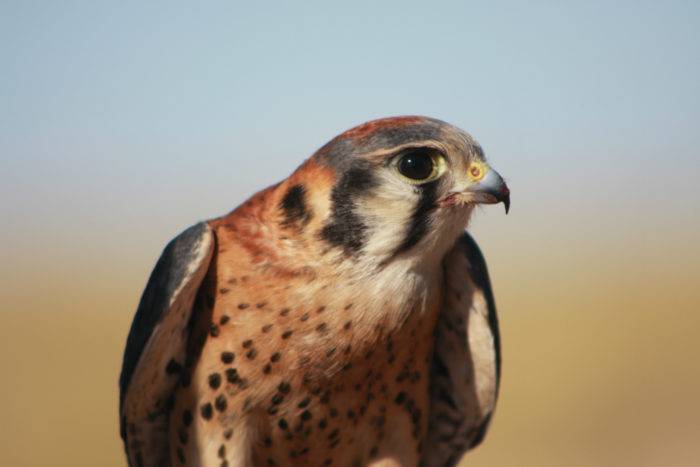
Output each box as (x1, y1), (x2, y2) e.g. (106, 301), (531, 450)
(1, 229), (699, 466)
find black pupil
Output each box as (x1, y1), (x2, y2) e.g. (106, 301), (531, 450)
(399, 152), (434, 180)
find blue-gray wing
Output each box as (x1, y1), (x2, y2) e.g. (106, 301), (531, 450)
(424, 232), (501, 467)
(119, 222), (215, 467)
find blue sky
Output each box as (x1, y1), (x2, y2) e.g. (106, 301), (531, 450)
(2, 6), (699, 467)
(1, 1), (699, 302)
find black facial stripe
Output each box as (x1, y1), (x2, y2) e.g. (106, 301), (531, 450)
(320, 163), (377, 255)
(393, 180), (439, 255)
(280, 184), (312, 228)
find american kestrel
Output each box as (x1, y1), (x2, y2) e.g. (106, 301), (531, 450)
(119, 116), (510, 467)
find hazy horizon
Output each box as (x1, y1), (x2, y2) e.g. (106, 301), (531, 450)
(2, 2), (699, 466)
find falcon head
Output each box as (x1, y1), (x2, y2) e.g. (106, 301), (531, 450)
(280, 116), (510, 267)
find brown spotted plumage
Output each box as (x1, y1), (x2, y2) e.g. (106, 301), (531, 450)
(120, 116), (510, 466)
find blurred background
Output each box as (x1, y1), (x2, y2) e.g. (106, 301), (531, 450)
(1, 1), (699, 466)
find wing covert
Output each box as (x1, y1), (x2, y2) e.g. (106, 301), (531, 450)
(119, 222), (215, 466)
(424, 232), (501, 466)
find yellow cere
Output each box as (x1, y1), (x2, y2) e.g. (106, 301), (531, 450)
(467, 161), (488, 182)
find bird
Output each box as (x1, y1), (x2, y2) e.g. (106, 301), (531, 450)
(119, 115), (510, 467)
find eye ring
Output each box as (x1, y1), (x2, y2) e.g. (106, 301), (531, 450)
(395, 149), (445, 184)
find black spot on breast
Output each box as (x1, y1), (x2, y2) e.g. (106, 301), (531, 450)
(208, 373), (221, 390)
(215, 395), (227, 412)
(272, 393), (284, 405)
(298, 397), (311, 408)
(280, 184), (313, 229)
(200, 403), (213, 420)
(320, 164), (377, 255)
(225, 368), (240, 384)
(393, 180), (439, 255)
(221, 352), (235, 364)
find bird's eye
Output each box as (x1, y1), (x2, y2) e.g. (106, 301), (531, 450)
(396, 149), (443, 183)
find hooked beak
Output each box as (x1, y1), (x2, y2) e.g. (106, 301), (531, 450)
(441, 163), (510, 213)
(468, 167), (511, 213)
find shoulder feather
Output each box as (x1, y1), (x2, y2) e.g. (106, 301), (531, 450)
(119, 222), (215, 465)
(424, 232), (501, 466)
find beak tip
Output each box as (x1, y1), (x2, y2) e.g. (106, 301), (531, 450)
(500, 187), (511, 215)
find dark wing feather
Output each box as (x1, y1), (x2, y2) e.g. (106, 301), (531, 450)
(424, 232), (501, 467)
(119, 222), (215, 466)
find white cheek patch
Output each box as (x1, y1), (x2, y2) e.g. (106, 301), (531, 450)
(354, 170), (422, 259)
(351, 168), (473, 267)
